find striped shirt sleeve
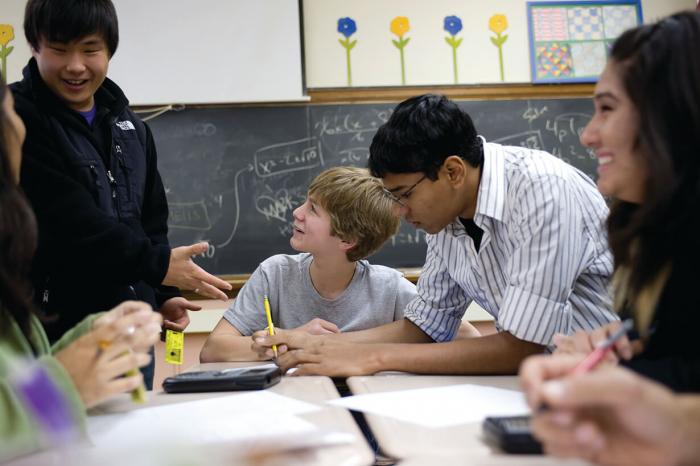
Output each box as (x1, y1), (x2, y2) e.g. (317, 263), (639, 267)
(403, 235), (472, 342)
(497, 174), (587, 345)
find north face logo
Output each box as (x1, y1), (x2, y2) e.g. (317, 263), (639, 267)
(116, 121), (136, 131)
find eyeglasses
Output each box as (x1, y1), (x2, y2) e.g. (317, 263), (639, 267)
(384, 175), (427, 207)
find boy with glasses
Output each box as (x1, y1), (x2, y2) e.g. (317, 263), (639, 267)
(254, 94), (616, 376)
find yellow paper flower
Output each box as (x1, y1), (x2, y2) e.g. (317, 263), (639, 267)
(488, 14), (508, 35)
(0, 24), (14, 47)
(390, 16), (410, 38)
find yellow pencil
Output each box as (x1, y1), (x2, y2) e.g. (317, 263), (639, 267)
(263, 295), (278, 359)
(98, 340), (146, 404)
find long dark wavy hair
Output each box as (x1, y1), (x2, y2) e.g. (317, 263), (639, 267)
(0, 79), (38, 338)
(607, 11), (700, 296)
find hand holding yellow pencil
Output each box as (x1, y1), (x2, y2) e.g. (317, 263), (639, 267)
(263, 295), (278, 359)
(54, 302), (159, 409)
(98, 334), (147, 404)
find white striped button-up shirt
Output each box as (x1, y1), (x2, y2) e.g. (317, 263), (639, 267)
(405, 142), (616, 345)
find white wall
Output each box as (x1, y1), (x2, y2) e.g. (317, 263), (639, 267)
(109, 0), (305, 104)
(1, 0), (305, 104)
(302, 0), (697, 88)
(643, 0), (697, 21)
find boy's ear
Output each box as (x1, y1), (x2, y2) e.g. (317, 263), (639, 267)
(339, 238), (357, 252)
(443, 155), (467, 185)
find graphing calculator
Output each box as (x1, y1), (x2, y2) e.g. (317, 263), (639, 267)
(162, 366), (281, 393)
(482, 415), (543, 454)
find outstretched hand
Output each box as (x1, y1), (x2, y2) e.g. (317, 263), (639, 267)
(163, 242), (232, 300)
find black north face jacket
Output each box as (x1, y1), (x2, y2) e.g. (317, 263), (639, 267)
(12, 58), (177, 341)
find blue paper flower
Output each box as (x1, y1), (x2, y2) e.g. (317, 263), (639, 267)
(337, 18), (358, 86)
(444, 15), (462, 36)
(338, 17), (357, 38)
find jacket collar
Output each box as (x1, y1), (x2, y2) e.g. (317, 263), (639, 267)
(443, 138), (505, 248)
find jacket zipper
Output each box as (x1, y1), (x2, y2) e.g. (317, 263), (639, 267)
(106, 125), (122, 219)
(106, 169), (118, 200)
(42, 276), (50, 306)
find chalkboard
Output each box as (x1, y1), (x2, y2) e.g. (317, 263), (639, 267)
(149, 97), (595, 275)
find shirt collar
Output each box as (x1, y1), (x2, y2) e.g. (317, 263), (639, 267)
(474, 138), (507, 223)
(442, 138), (506, 238)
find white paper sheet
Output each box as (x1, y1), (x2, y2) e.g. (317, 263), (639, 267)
(88, 391), (320, 447)
(329, 384), (529, 428)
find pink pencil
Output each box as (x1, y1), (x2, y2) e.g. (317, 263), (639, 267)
(571, 319), (634, 375)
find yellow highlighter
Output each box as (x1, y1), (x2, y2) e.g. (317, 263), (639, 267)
(263, 295), (278, 359)
(98, 340), (146, 404)
(125, 365), (147, 404)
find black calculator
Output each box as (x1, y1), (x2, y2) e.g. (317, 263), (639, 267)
(162, 366), (281, 393)
(482, 415), (543, 454)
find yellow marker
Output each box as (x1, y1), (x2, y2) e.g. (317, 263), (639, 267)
(98, 340), (146, 404)
(263, 295), (278, 358)
(125, 365), (146, 404)
(165, 329), (184, 365)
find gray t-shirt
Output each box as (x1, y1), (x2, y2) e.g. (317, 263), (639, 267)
(224, 253), (417, 335)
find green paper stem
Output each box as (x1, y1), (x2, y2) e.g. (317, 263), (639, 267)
(393, 36), (409, 85)
(1, 45), (6, 81)
(495, 33), (505, 81)
(498, 44), (504, 81)
(452, 44), (458, 84)
(346, 45), (352, 86)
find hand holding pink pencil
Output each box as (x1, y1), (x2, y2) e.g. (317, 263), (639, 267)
(570, 319), (635, 375)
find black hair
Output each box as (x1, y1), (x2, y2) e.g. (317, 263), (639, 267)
(24, 0), (119, 56)
(606, 11), (700, 296)
(0, 79), (38, 338)
(368, 94), (482, 179)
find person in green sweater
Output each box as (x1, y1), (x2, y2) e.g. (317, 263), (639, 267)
(0, 79), (162, 460)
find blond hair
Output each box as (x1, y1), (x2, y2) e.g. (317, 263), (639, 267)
(308, 167), (400, 262)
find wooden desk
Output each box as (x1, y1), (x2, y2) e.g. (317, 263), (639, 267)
(7, 363), (373, 466)
(347, 374), (591, 465)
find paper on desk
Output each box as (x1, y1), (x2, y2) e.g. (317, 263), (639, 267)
(328, 383), (529, 428)
(9, 431), (357, 466)
(88, 390), (320, 447)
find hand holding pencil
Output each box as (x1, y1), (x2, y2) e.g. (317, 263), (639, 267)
(54, 301), (162, 408)
(521, 319), (638, 409)
(519, 349), (685, 466)
(570, 319), (635, 375)
(553, 319), (640, 362)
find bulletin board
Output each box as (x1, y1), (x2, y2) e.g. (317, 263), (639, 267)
(527, 0), (642, 83)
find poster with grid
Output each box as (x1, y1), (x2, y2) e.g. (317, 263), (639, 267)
(527, 1), (642, 83)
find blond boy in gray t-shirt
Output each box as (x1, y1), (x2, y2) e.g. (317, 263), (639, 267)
(200, 167), (417, 362)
